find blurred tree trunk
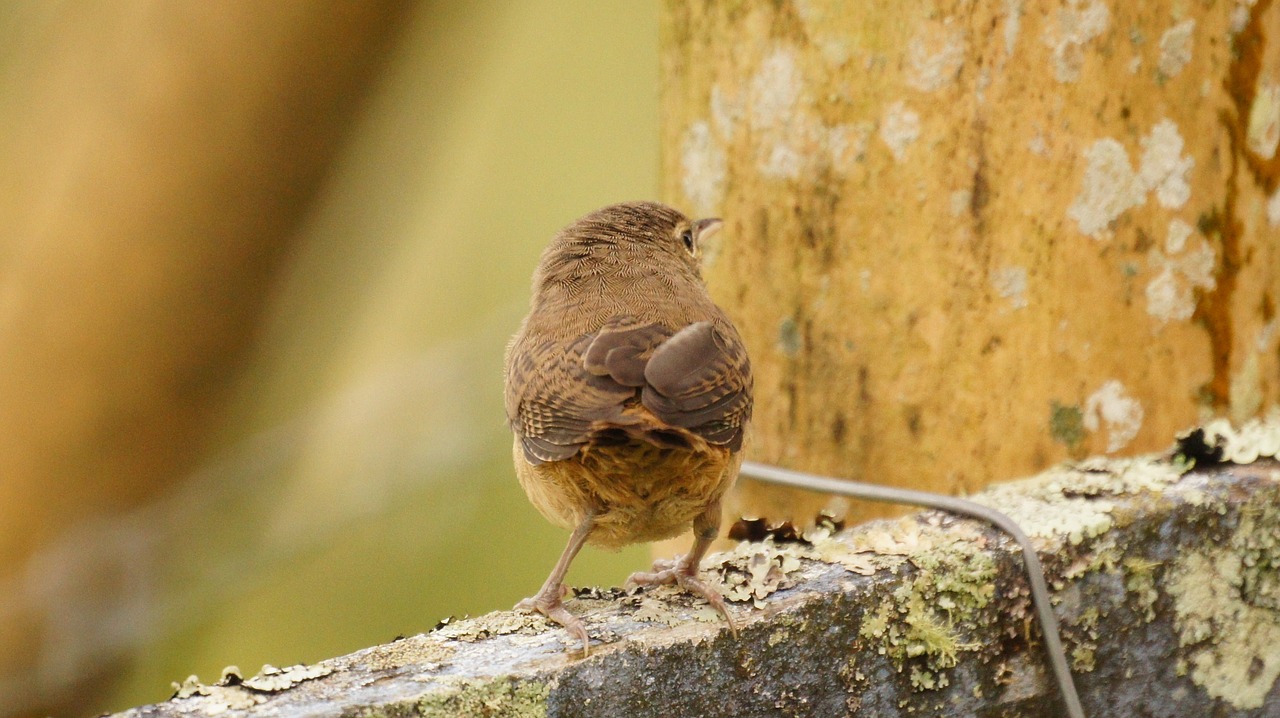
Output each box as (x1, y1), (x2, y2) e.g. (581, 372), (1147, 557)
(0, 2), (409, 716)
(660, 1), (1280, 528)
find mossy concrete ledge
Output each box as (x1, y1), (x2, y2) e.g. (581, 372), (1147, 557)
(113, 448), (1280, 716)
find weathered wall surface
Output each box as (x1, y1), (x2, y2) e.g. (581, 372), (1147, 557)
(105, 449), (1280, 717)
(661, 0), (1280, 525)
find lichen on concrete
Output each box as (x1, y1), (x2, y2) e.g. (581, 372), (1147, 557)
(854, 521), (996, 692)
(108, 424), (1280, 717)
(412, 677), (550, 718)
(1167, 492), (1280, 710)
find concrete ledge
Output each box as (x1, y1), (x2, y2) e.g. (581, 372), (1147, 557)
(114, 448), (1280, 717)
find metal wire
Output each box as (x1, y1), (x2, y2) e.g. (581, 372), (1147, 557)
(738, 461), (1085, 718)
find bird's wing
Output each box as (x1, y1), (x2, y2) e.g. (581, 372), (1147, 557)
(507, 317), (664, 465)
(642, 320), (753, 451)
(507, 316), (752, 464)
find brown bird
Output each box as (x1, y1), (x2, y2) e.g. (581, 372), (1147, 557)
(504, 201), (753, 651)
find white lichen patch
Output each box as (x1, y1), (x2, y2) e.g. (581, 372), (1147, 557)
(749, 46), (813, 180)
(172, 675), (264, 710)
(713, 542), (806, 608)
(976, 455), (1189, 546)
(1041, 0), (1110, 83)
(1188, 414), (1280, 465)
(1068, 139), (1144, 238)
(1083, 380), (1145, 452)
(1069, 119), (1194, 238)
(1003, 0), (1023, 57)
(1138, 119), (1195, 208)
(907, 20), (965, 92)
(1246, 82), (1280, 160)
(793, 0), (853, 66)
(1157, 19), (1195, 78)
(170, 663), (335, 711)
(749, 47), (804, 133)
(1230, 0), (1258, 34)
(979, 481), (1114, 545)
(436, 609), (553, 641)
(990, 266), (1029, 310)
(680, 120), (726, 216)
(241, 663), (335, 692)
(1258, 320), (1279, 354)
(700, 44), (861, 185)
(1145, 218), (1216, 324)
(1230, 353), (1264, 426)
(1167, 498), (1280, 710)
(880, 101), (921, 162)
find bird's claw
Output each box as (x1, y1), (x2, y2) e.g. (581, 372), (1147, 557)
(515, 587), (591, 656)
(626, 557), (738, 638)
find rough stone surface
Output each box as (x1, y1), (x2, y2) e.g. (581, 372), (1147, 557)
(109, 448), (1280, 717)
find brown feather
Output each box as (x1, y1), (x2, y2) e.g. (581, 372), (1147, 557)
(504, 201), (753, 546)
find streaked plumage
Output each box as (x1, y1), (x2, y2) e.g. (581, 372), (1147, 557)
(504, 201), (752, 650)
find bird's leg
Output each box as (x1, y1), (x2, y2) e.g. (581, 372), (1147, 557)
(515, 513), (595, 654)
(625, 500), (737, 636)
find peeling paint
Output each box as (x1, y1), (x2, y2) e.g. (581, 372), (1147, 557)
(1042, 0), (1110, 83)
(907, 21), (965, 92)
(880, 101), (921, 162)
(1083, 380), (1144, 453)
(680, 120), (725, 216)
(990, 266), (1028, 310)
(1246, 82), (1280, 160)
(1145, 218), (1216, 324)
(1157, 19), (1195, 78)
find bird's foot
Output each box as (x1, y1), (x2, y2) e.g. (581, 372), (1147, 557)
(626, 556), (737, 637)
(515, 586), (591, 655)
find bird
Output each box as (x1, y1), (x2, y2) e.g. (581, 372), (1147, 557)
(504, 201), (753, 652)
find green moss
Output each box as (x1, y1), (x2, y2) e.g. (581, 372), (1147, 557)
(1049, 401), (1086, 451)
(857, 532), (994, 688)
(777, 316), (802, 357)
(1123, 556), (1162, 622)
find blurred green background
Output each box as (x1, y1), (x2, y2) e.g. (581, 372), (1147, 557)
(0, 2), (657, 715)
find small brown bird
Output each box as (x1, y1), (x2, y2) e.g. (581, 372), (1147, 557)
(504, 201), (753, 651)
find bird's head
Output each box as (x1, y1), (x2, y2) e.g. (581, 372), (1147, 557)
(534, 202), (722, 292)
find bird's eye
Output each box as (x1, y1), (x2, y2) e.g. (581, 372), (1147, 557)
(680, 229), (695, 254)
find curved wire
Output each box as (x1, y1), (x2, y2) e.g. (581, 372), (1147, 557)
(738, 461), (1084, 718)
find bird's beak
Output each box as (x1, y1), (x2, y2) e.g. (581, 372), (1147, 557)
(693, 218), (723, 242)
